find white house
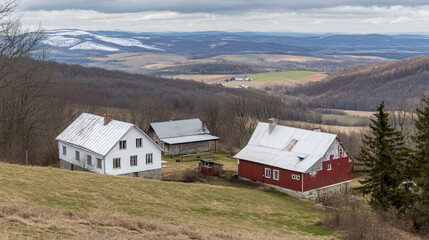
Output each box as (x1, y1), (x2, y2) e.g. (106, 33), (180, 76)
(56, 113), (163, 180)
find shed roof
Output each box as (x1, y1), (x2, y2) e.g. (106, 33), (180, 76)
(234, 122), (337, 173)
(150, 118), (209, 139)
(56, 113), (162, 156)
(161, 134), (219, 145)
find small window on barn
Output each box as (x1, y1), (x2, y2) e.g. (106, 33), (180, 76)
(75, 151), (80, 161)
(62, 146), (67, 155)
(265, 168), (271, 178)
(273, 170), (279, 180)
(130, 155), (137, 166)
(136, 138), (142, 148)
(146, 153), (153, 165)
(292, 174), (300, 180)
(285, 139), (298, 151)
(327, 164), (332, 171)
(97, 158), (102, 169)
(87, 155), (92, 166)
(113, 158), (121, 169)
(119, 140), (127, 150)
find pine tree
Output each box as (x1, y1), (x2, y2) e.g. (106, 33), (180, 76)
(352, 101), (410, 211)
(409, 95), (429, 229)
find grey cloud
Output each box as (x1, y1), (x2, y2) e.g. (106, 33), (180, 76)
(20, 0), (429, 14)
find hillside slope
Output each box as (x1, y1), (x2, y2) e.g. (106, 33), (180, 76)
(0, 163), (332, 239)
(284, 57), (429, 110)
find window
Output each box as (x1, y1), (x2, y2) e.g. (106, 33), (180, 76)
(292, 174), (300, 180)
(87, 155), (92, 166)
(273, 170), (279, 180)
(146, 153), (153, 164)
(62, 146), (67, 155)
(136, 138), (142, 148)
(113, 158), (121, 169)
(130, 155), (137, 166)
(327, 164), (332, 171)
(97, 158), (102, 169)
(75, 151), (80, 161)
(265, 168), (271, 178)
(119, 140), (127, 150)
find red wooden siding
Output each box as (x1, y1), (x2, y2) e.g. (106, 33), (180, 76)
(303, 155), (354, 191)
(238, 156), (354, 192)
(238, 160), (303, 191)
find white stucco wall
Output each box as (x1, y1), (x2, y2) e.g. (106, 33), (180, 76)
(58, 126), (161, 176)
(104, 126), (161, 175)
(58, 141), (105, 174)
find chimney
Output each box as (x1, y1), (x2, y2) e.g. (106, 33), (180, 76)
(103, 114), (111, 125)
(313, 128), (321, 132)
(202, 121), (208, 133)
(268, 118), (278, 134)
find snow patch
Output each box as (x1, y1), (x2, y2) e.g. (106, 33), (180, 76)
(53, 30), (93, 36)
(209, 42), (228, 48)
(69, 41), (119, 51)
(42, 36), (80, 47)
(93, 35), (163, 50)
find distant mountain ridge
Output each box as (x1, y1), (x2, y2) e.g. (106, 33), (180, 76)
(43, 29), (429, 65)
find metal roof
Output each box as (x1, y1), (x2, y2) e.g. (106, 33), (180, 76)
(160, 134), (219, 145)
(234, 122), (337, 173)
(56, 113), (162, 156)
(150, 118), (213, 139)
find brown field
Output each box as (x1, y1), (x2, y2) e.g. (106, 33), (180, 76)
(170, 74), (234, 84)
(342, 110), (376, 118)
(211, 54), (325, 63)
(280, 120), (368, 134)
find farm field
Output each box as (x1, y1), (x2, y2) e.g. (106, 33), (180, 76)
(321, 114), (370, 126)
(223, 71), (327, 88)
(0, 162), (333, 239)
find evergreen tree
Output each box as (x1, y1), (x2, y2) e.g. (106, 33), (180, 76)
(352, 101), (410, 211)
(409, 95), (429, 229)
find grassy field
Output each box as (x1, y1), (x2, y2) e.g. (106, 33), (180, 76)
(321, 114), (370, 126)
(248, 71), (316, 82)
(0, 162), (334, 239)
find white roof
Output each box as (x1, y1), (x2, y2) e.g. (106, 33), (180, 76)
(161, 134), (219, 145)
(150, 118), (219, 145)
(56, 113), (162, 156)
(234, 122), (337, 173)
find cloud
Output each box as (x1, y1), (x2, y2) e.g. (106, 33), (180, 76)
(19, 0), (429, 14)
(15, 1), (429, 33)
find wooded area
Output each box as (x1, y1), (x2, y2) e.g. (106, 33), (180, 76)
(278, 57), (429, 110)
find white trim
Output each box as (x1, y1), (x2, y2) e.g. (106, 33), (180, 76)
(273, 170), (279, 180)
(327, 164), (332, 171)
(265, 168), (271, 178)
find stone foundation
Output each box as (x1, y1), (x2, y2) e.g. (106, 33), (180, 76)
(60, 159), (162, 180)
(119, 168), (162, 180)
(60, 159), (88, 172)
(239, 177), (351, 201)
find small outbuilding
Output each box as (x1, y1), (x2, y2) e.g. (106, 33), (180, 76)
(234, 119), (354, 199)
(148, 118), (220, 155)
(198, 159), (224, 177)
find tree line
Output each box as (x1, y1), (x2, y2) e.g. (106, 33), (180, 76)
(352, 96), (429, 232)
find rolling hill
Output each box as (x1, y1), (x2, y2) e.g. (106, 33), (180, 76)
(283, 56), (429, 110)
(0, 162), (332, 239)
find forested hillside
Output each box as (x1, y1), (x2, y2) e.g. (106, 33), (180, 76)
(1, 59), (320, 166)
(279, 57), (429, 110)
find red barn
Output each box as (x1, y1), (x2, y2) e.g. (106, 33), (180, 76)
(234, 120), (354, 199)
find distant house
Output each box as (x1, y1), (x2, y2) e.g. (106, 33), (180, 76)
(234, 119), (354, 199)
(148, 118), (219, 155)
(56, 113), (163, 180)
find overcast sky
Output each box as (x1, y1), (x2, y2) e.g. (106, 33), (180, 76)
(16, 0), (429, 33)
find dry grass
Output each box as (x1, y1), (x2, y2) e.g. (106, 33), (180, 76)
(320, 201), (425, 240)
(0, 162), (333, 239)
